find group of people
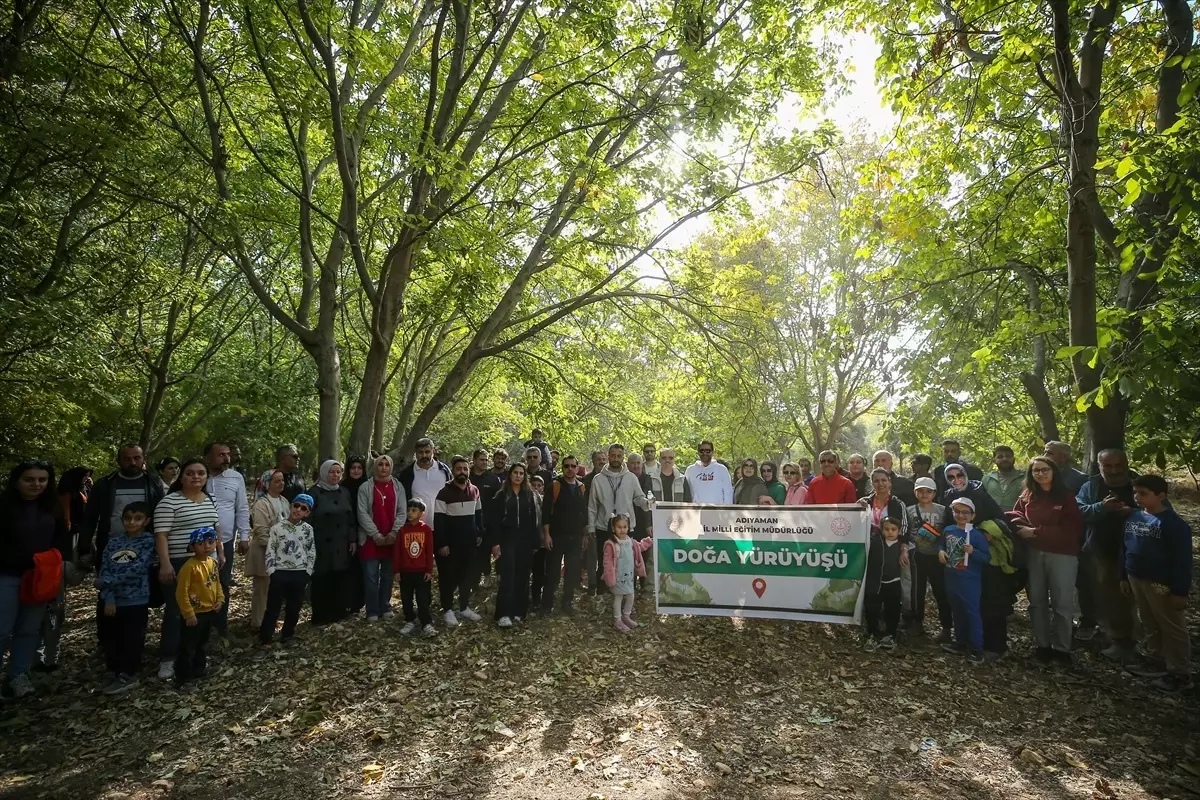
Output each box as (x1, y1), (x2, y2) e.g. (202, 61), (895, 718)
(0, 432), (1192, 700)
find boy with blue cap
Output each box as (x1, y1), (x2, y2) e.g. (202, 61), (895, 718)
(259, 494), (316, 651)
(174, 526), (224, 688)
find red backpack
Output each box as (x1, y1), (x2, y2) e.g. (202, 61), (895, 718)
(20, 549), (63, 605)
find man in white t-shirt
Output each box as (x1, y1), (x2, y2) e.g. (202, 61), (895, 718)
(684, 440), (733, 504)
(399, 437), (451, 530)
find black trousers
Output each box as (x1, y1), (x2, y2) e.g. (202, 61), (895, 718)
(913, 551), (953, 629)
(175, 610), (217, 683)
(399, 572), (432, 625)
(530, 546), (549, 608)
(435, 544), (475, 612)
(865, 581), (902, 638)
(593, 528), (613, 593)
(981, 564), (1014, 654)
(496, 545), (533, 620)
(101, 604), (148, 675)
(346, 559), (365, 614)
(542, 530), (584, 611)
(260, 570), (308, 644)
(310, 570), (348, 625)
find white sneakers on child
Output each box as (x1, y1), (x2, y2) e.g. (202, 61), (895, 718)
(443, 610), (459, 628)
(497, 616), (513, 628)
(399, 621), (417, 636)
(459, 607), (482, 622)
(421, 624), (438, 638)
(157, 661), (175, 680)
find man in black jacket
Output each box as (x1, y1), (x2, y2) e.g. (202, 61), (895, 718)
(541, 455), (589, 614)
(81, 444), (165, 563)
(933, 439), (983, 495)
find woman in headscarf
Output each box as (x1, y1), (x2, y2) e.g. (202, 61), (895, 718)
(759, 462), (786, 505)
(356, 454), (405, 622)
(246, 470), (289, 630)
(308, 460), (358, 625)
(733, 457), (773, 505)
(342, 455), (369, 616)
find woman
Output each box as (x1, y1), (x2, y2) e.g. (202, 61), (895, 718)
(356, 455), (405, 622)
(760, 462), (787, 505)
(1008, 457), (1082, 665)
(153, 457), (220, 681)
(342, 455), (369, 615)
(1, 461), (69, 698)
(733, 458), (773, 505)
(38, 466), (91, 672)
(858, 469), (909, 538)
(781, 462), (808, 505)
(847, 454), (871, 499)
(489, 464), (539, 628)
(308, 460), (357, 626)
(156, 457), (180, 495)
(247, 470), (288, 629)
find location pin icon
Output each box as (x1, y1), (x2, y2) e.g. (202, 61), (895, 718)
(752, 578), (767, 598)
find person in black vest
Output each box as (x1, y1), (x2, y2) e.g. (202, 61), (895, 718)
(541, 455), (589, 614)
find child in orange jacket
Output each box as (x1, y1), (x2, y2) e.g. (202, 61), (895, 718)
(393, 499), (436, 637)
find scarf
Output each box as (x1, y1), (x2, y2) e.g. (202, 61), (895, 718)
(316, 459), (343, 492)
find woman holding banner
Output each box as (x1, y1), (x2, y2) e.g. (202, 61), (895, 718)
(781, 462), (808, 505)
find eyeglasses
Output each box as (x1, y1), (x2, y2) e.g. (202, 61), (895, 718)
(818, 458), (835, 464)
(1031, 467), (1053, 474)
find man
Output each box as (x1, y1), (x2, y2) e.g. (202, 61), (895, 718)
(491, 448), (509, 477)
(911, 453), (934, 481)
(524, 447), (554, 489)
(81, 444), (165, 565)
(582, 451), (606, 489)
(202, 442), (250, 635)
(469, 448), (503, 587)
(541, 455), (589, 614)
(257, 444), (305, 501)
(872, 450), (915, 507)
(580, 450), (606, 590)
(549, 449), (561, 475)
(1077, 449), (1140, 662)
(523, 429), (553, 472)
(228, 443), (245, 476)
(434, 456), (484, 627)
(805, 450), (858, 504)
(1044, 441), (1089, 493)
(642, 443), (660, 477)
(847, 454), (871, 499)
(684, 441), (733, 504)
(650, 448), (691, 503)
(797, 457), (815, 486)
(587, 444), (650, 592)
(933, 439), (983, 495)
(399, 438), (452, 523)
(982, 445), (1024, 512)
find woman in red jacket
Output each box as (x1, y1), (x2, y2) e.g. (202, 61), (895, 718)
(1008, 456), (1084, 665)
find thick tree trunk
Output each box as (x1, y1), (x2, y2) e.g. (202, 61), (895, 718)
(308, 336), (341, 464)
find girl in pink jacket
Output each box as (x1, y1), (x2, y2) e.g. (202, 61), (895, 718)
(603, 514), (652, 631)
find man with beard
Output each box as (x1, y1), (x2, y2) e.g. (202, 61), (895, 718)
(541, 455), (589, 614)
(434, 456), (484, 627)
(934, 439), (983, 495)
(587, 444), (650, 593)
(982, 445), (1024, 512)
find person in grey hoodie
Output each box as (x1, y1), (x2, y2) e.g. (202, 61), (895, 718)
(586, 444), (650, 594)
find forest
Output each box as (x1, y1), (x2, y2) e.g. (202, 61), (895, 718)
(3, 0), (1199, 474)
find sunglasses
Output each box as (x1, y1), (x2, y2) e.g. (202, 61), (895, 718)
(948, 473), (965, 480)
(291, 503), (310, 510)
(782, 469), (798, 475)
(818, 458), (835, 464)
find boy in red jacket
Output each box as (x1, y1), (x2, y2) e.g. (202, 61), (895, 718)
(393, 498), (436, 637)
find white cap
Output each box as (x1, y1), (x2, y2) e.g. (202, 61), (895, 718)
(950, 497), (976, 511)
(914, 477), (937, 492)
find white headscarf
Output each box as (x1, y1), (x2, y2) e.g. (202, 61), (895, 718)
(316, 459), (343, 492)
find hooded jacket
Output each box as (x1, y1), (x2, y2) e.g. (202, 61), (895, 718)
(586, 466), (649, 533)
(488, 487), (540, 548)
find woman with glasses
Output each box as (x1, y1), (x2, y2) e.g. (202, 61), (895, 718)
(1008, 457), (1083, 665)
(760, 462), (786, 505)
(781, 463), (808, 505)
(733, 458), (773, 505)
(247, 470), (289, 630)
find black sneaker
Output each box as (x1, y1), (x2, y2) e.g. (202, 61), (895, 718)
(1035, 647), (1054, 664)
(936, 628), (953, 644)
(967, 650), (985, 666)
(1150, 674), (1193, 693)
(941, 642), (967, 655)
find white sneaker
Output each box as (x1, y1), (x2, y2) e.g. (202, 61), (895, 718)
(497, 616), (513, 628)
(157, 660), (175, 680)
(443, 610), (459, 628)
(512, 615), (523, 624)
(399, 621), (417, 636)
(459, 607), (482, 622)
(421, 624), (438, 638)
(8, 673), (34, 699)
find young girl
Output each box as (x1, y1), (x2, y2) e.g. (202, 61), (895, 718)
(863, 516), (907, 651)
(602, 514), (652, 631)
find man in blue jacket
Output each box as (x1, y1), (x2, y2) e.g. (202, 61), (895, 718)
(1076, 449), (1139, 663)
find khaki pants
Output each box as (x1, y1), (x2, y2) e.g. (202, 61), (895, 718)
(249, 575), (270, 628)
(1129, 577), (1191, 676)
(1093, 554), (1137, 646)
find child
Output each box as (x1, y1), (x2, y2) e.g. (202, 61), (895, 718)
(1121, 475), (1193, 692)
(394, 498), (436, 637)
(174, 526), (224, 688)
(938, 497), (989, 665)
(602, 514), (652, 632)
(906, 476), (952, 642)
(259, 493), (317, 650)
(863, 517), (907, 652)
(97, 501), (156, 694)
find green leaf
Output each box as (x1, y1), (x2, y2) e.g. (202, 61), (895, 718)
(1179, 78), (1200, 107)
(1056, 345), (1086, 359)
(1115, 156), (1135, 179)
(1119, 244), (1137, 273)
(970, 346), (991, 360)
(1123, 178), (1141, 205)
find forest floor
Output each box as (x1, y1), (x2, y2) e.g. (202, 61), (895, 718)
(2, 507), (1198, 800)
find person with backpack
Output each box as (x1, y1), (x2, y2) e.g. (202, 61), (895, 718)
(1, 461), (70, 699)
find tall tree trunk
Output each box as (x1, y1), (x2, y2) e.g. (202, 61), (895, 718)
(309, 336), (341, 464)
(1014, 264), (1061, 441)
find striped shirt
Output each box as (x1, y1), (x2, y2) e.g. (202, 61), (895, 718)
(155, 492), (220, 560)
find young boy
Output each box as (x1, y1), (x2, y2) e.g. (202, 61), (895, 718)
(863, 516), (907, 652)
(259, 494), (317, 651)
(939, 497), (990, 665)
(393, 499), (436, 637)
(175, 526), (224, 688)
(97, 501), (156, 694)
(1121, 475), (1193, 692)
(907, 477), (952, 642)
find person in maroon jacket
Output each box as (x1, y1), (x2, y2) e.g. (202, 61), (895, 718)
(394, 499), (436, 637)
(1008, 456), (1083, 665)
(805, 451), (858, 504)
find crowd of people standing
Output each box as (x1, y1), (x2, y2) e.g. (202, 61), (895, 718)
(0, 431), (1192, 699)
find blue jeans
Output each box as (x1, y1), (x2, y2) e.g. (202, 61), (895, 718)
(158, 556), (192, 661)
(361, 558), (394, 618)
(1, 574), (48, 678)
(217, 539), (234, 633)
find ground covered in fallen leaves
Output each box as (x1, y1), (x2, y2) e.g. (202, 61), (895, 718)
(2, 508), (1198, 800)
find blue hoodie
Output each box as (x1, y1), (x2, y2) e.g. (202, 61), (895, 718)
(99, 532), (156, 606)
(939, 524), (990, 579)
(1120, 505), (1193, 597)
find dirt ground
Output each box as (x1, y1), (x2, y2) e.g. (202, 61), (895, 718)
(2, 506), (1198, 800)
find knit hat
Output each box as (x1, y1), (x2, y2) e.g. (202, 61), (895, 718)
(913, 477), (937, 492)
(188, 526), (218, 545)
(293, 493), (314, 509)
(949, 497), (975, 511)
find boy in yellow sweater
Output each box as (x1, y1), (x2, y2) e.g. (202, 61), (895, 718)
(174, 526), (224, 688)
